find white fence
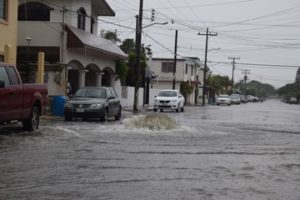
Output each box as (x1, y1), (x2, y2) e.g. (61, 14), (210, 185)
(115, 81), (161, 109)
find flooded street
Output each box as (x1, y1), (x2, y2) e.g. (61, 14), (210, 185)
(0, 100), (300, 200)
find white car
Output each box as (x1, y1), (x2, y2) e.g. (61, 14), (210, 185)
(153, 90), (185, 112)
(230, 94), (241, 104)
(216, 94), (231, 106)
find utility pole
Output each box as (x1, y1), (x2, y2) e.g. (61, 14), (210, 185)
(198, 28), (217, 106)
(228, 57), (240, 94)
(172, 30), (178, 89)
(242, 69), (251, 97)
(133, 0), (144, 111)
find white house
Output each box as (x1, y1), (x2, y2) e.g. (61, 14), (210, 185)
(148, 57), (205, 105)
(17, 0), (126, 96)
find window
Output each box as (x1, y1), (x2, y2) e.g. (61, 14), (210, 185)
(0, 67), (10, 87)
(0, 0), (7, 20)
(6, 67), (20, 85)
(107, 89), (113, 98)
(191, 65), (194, 76)
(161, 62), (174, 73)
(0, 55), (4, 62)
(185, 64), (188, 74)
(18, 2), (52, 21)
(77, 7), (86, 30)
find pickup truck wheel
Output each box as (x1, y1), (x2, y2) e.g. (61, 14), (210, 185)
(23, 106), (40, 131)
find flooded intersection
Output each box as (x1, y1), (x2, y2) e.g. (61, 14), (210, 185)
(0, 100), (300, 200)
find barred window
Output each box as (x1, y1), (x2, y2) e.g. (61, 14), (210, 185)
(78, 7), (86, 30)
(185, 64), (188, 74)
(0, 0), (7, 20)
(161, 62), (174, 73)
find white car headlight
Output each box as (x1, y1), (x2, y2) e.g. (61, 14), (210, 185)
(154, 99), (158, 103)
(171, 99), (178, 103)
(90, 104), (103, 109)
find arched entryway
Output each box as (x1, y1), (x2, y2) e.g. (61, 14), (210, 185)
(85, 64), (101, 86)
(102, 67), (115, 87)
(67, 60), (84, 94)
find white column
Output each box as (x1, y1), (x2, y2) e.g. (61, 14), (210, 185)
(96, 72), (103, 86)
(110, 75), (115, 87)
(79, 70), (87, 89)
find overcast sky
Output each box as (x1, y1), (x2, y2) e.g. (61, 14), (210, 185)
(100, 0), (300, 88)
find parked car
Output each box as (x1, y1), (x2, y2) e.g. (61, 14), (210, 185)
(216, 94), (231, 106)
(0, 62), (48, 131)
(289, 97), (298, 104)
(153, 89), (185, 112)
(230, 94), (241, 104)
(64, 87), (122, 121)
(247, 95), (259, 102)
(240, 95), (248, 103)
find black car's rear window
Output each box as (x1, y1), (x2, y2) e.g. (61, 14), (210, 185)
(75, 88), (106, 98)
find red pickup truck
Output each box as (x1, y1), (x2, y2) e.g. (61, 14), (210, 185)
(0, 62), (48, 131)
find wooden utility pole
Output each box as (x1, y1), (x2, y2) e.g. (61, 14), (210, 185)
(133, 0), (144, 111)
(242, 69), (251, 96)
(198, 28), (217, 106)
(172, 30), (178, 89)
(228, 57), (240, 94)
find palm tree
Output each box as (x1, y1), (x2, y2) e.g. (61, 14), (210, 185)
(101, 30), (121, 43)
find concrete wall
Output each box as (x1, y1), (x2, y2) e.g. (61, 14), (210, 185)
(114, 81), (161, 108)
(115, 81), (144, 108)
(18, 22), (61, 47)
(66, 48), (115, 72)
(0, 0), (18, 64)
(50, 0), (92, 32)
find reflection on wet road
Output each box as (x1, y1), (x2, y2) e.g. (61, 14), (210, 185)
(0, 100), (300, 200)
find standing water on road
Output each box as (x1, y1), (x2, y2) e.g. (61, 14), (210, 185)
(0, 100), (299, 200)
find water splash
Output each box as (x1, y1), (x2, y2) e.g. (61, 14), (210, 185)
(123, 113), (179, 130)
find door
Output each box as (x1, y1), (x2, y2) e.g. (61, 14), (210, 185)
(106, 88), (118, 116)
(0, 66), (23, 122)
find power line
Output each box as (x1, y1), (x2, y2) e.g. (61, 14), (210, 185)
(213, 4), (300, 28)
(148, 0), (254, 10)
(209, 61), (299, 68)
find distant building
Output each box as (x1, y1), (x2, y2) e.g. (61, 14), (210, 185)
(0, 0), (18, 64)
(148, 57), (205, 105)
(17, 0), (126, 96)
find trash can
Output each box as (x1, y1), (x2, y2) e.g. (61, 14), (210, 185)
(52, 96), (66, 116)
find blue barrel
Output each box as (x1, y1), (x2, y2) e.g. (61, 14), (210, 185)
(52, 96), (66, 116)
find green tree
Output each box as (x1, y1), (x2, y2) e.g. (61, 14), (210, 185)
(277, 83), (297, 100)
(180, 82), (194, 104)
(235, 80), (276, 97)
(276, 68), (300, 100)
(207, 75), (231, 94)
(117, 39), (150, 87)
(101, 30), (121, 43)
(295, 67), (300, 95)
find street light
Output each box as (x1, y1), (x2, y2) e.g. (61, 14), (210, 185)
(208, 48), (220, 52)
(143, 22), (168, 29)
(25, 37), (32, 83)
(143, 22), (168, 106)
(25, 37), (32, 64)
(133, 0), (168, 111)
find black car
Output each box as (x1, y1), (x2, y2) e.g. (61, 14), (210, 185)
(64, 87), (122, 121)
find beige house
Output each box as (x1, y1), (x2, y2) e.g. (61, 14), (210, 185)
(17, 0), (126, 96)
(148, 57), (204, 105)
(0, 0), (18, 65)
